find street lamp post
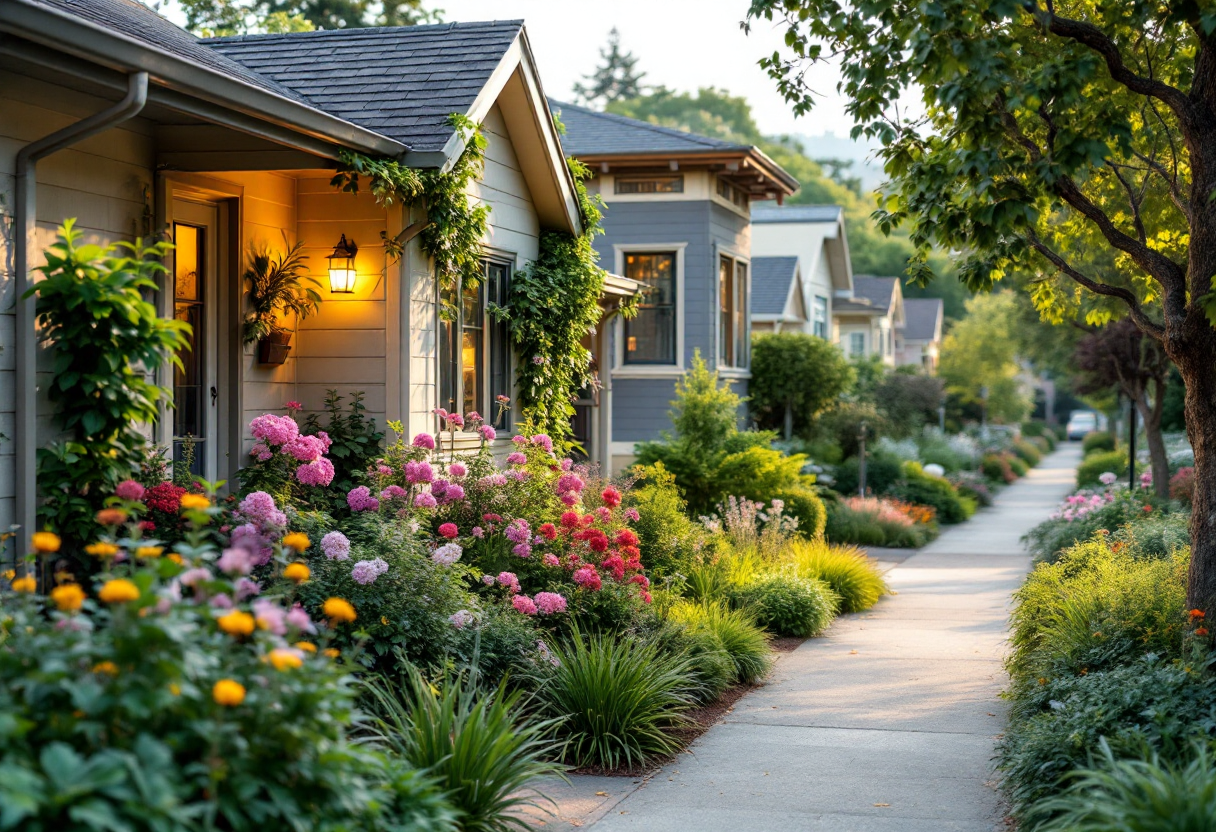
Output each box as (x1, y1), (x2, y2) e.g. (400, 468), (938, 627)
(858, 420), (868, 497)
(980, 386), (990, 440)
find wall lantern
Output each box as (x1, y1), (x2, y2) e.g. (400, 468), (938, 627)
(327, 234), (359, 294)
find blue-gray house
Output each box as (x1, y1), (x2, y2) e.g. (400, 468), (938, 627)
(553, 101), (798, 470)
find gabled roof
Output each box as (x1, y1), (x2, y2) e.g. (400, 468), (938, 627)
(902, 298), (944, 342)
(751, 204), (843, 224)
(751, 256), (800, 316)
(207, 21), (522, 160)
(852, 276), (898, 312)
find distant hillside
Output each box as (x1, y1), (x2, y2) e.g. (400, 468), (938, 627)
(795, 131), (886, 193)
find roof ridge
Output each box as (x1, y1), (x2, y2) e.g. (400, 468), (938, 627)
(205, 19), (523, 43)
(549, 98), (743, 151)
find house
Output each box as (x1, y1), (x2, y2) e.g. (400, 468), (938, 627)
(897, 297), (944, 374)
(551, 100), (798, 470)
(0, 0), (635, 556)
(750, 256), (806, 333)
(834, 275), (904, 365)
(750, 204), (853, 339)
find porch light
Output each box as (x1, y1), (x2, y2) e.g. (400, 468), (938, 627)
(327, 234), (359, 294)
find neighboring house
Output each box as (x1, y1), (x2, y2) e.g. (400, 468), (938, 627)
(835, 275), (904, 365)
(0, 0), (635, 552)
(552, 100), (798, 471)
(750, 256), (806, 333)
(897, 297), (944, 374)
(750, 204), (853, 339)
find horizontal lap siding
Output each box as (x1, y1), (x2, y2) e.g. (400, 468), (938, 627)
(0, 70), (157, 534)
(612, 377), (680, 443)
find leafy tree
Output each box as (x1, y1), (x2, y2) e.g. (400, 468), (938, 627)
(874, 372), (945, 438)
(162, 0), (437, 35)
(1074, 320), (1172, 497)
(746, 1), (1216, 614)
(939, 292), (1033, 425)
(750, 333), (855, 439)
(572, 28), (646, 106)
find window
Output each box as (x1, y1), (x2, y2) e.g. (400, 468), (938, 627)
(439, 260), (512, 427)
(624, 251), (677, 364)
(812, 296), (829, 339)
(849, 332), (866, 356)
(718, 255), (748, 368)
(615, 175), (683, 195)
(716, 177), (749, 209)
(173, 221), (206, 475)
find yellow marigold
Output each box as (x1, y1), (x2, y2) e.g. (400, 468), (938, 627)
(11, 575), (37, 594)
(31, 532), (61, 553)
(135, 546), (164, 559)
(282, 562), (310, 583)
(267, 648), (303, 671)
(2, 570), (12, 581)
(167, 553), (184, 565)
(179, 494), (211, 511)
(98, 579), (140, 604)
(323, 648), (340, 659)
(169, 683), (181, 696)
(95, 508), (128, 526)
(282, 533), (310, 553)
(212, 679), (246, 707)
(323, 597), (356, 623)
(51, 584), (86, 612)
(294, 641), (317, 653)
(217, 610), (255, 637)
(92, 661), (118, 676)
(85, 542), (120, 558)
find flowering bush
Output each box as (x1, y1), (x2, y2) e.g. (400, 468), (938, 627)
(824, 495), (937, 548)
(1024, 482), (1176, 564)
(0, 494), (456, 831)
(1170, 466), (1195, 506)
(700, 495), (799, 558)
(238, 403), (337, 504)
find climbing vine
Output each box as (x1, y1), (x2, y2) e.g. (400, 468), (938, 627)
(330, 114), (489, 320)
(507, 157), (638, 448)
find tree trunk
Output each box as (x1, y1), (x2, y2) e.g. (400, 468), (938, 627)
(783, 402), (793, 442)
(1173, 324), (1216, 617)
(1134, 395), (1170, 499)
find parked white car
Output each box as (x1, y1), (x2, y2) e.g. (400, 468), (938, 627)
(1065, 411), (1099, 441)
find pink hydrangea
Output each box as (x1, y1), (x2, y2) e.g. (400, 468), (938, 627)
(377, 464), (393, 476)
(414, 492), (438, 509)
(351, 558), (389, 585)
(560, 491), (580, 507)
(209, 593), (233, 609)
(472, 526), (485, 538)
(296, 457), (335, 487)
(250, 413), (299, 447)
(412, 433), (436, 450)
(513, 543), (533, 558)
(505, 519), (531, 544)
(347, 486), (380, 512)
(449, 610), (474, 628)
(238, 491), (287, 529)
(479, 425), (496, 442)
(497, 571), (521, 594)
(512, 594), (538, 615)
(531, 434), (553, 454)
(534, 592), (568, 615)
(115, 479), (145, 501)
(284, 434), (327, 462)
(572, 565), (602, 591)
(480, 473), (508, 487)
(447, 413), (465, 428)
(405, 460), (435, 484)
(442, 484), (465, 503)
(624, 507), (640, 522)
(506, 452), (527, 465)
(217, 547), (254, 576)
(556, 473), (585, 494)
(379, 485), (407, 501)
(253, 598), (287, 635)
(321, 531), (351, 561)
(249, 442), (273, 461)
(512, 434), (527, 445)
(287, 603), (315, 633)
(449, 462), (468, 478)
(543, 553), (561, 568)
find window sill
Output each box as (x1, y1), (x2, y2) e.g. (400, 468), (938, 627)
(717, 368), (752, 380)
(611, 365), (685, 379)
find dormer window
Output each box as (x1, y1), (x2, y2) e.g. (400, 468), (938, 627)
(615, 175), (683, 194)
(716, 178), (749, 208)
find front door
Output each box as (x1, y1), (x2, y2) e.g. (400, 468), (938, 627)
(171, 199), (220, 482)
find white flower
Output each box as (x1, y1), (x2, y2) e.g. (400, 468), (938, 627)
(432, 542), (463, 566)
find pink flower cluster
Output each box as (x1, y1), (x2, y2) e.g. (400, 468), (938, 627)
(351, 558), (389, 585)
(250, 413), (299, 447)
(347, 486), (380, 513)
(247, 410), (335, 487)
(556, 472), (586, 507)
(1049, 490), (1117, 522)
(321, 531), (351, 560)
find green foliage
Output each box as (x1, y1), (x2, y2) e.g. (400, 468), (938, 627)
(888, 462), (975, 524)
(1077, 450), (1129, 488)
(814, 401), (888, 460)
(772, 486), (827, 540)
(177, 0), (439, 35)
(303, 390), (384, 512)
(1013, 439), (1043, 467)
(785, 538), (887, 613)
(1008, 456), (1030, 477)
(27, 221), (190, 550)
(731, 573), (839, 638)
(1111, 513), (1191, 562)
(873, 373), (946, 439)
(831, 455), (902, 497)
(623, 463), (707, 580)
(665, 600), (773, 686)
(572, 28), (645, 106)
(938, 293), (1033, 425)
(241, 235), (321, 343)
(362, 669), (561, 832)
(1082, 431), (1116, 455)
(530, 630), (695, 770)
(982, 452), (1017, 483)
(1028, 742), (1216, 832)
(1023, 490), (1176, 565)
(824, 498), (934, 548)
(749, 332), (854, 438)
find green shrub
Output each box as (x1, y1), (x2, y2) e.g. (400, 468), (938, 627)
(731, 573), (839, 637)
(982, 452), (1016, 483)
(824, 497), (934, 548)
(773, 486), (827, 538)
(1021, 420), (1049, 439)
(1008, 455), (1030, 477)
(1111, 513), (1191, 561)
(1082, 430), (1116, 455)
(530, 630), (696, 770)
(1028, 435), (1052, 455)
(666, 600), (773, 685)
(889, 462), (975, 524)
(1013, 439), (1043, 466)
(830, 456), (902, 496)
(999, 659), (1216, 819)
(1027, 742), (1216, 832)
(1023, 490), (1177, 565)
(1077, 450), (1129, 487)
(624, 463), (707, 580)
(749, 332), (855, 437)
(785, 538), (887, 613)
(363, 669), (560, 832)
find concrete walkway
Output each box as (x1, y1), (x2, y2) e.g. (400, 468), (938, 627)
(549, 444), (1081, 831)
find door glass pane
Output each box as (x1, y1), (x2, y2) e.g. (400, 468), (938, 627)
(624, 252), (676, 364)
(719, 256), (733, 367)
(461, 279), (484, 419)
(485, 261), (512, 429)
(439, 284), (459, 415)
(173, 222), (205, 475)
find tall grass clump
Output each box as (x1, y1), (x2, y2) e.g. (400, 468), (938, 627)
(362, 669), (561, 832)
(825, 495), (934, 548)
(531, 630), (695, 770)
(666, 600), (773, 685)
(785, 538), (888, 613)
(731, 573), (839, 637)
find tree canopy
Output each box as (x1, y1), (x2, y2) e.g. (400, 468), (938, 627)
(572, 27), (647, 107)
(939, 292), (1033, 425)
(749, 332), (855, 438)
(163, 0), (437, 35)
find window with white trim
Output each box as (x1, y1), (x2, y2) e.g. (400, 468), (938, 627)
(812, 296), (829, 339)
(623, 251), (678, 365)
(849, 332), (866, 356)
(439, 259), (512, 427)
(718, 254), (748, 368)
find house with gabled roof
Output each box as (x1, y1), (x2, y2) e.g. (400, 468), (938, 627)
(552, 100), (798, 469)
(0, 0), (636, 555)
(897, 297), (944, 374)
(836, 275), (905, 365)
(751, 256), (807, 333)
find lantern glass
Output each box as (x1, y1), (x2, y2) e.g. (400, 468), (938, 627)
(326, 234), (358, 294)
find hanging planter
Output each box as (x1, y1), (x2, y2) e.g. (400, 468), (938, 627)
(258, 330), (293, 365)
(242, 234), (322, 367)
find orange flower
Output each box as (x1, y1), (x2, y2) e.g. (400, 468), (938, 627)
(266, 648), (303, 671)
(1189, 609), (1206, 620)
(180, 494), (211, 511)
(1196, 627), (1210, 637)
(30, 532), (61, 553)
(85, 542), (120, 558)
(323, 597), (356, 624)
(283, 562), (310, 583)
(10, 575), (37, 593)
(212, 679), (246, 706)
(92, 661), (119, 676)
(282, 533), (310, 553)
(96, 508), (128, 526)
(167, 553), (184, 565)
(218, 610), (256, 637)
(323, 648), (340, 659)
(294, 641), (317, 653)
(135, 546), (164, 559)
(98, 579), (140, 604)
(51, 584), (86, 612)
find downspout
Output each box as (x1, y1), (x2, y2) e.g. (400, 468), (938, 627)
(13, 72), (149, 563)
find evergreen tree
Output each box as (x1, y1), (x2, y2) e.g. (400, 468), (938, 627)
(573, 28), (646, 106)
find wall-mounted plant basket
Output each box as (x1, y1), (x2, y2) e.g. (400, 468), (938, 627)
(258, 331), (292, 365)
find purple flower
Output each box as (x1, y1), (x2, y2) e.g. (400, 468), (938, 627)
(513, 543), (533, 558)
(624, 507), (640, 522)
(530, 434), (553, 454)
(543, 553), (560, 567)
(414, 492), (438, 509)
(253, 598), (287, 635)
(412, 433), (437, 450)
(347, 486), (380, 513)
(497, 571), (521, 594)
(179, 567), (211, 588)
(250, 442), (273, 461)
(235, 578), (261, 600)
(405, 460), (435, 484)
(480, 473), (508, 487)
(505, 519), (531, 544)
(287, 604), (315, 633)
(507, 469), (530, 482)
(506, 452), (527, 465)
(482, 574), (496, 586)
(449, 462), (468, 478)
(511, 435), (527, 445)
(217, 547), (254, 576)
(238, 491), (287, 529)
(559, 458), (574, 472)
(321, 531), (351, 561)
(351, 558), (389, 585)
(472, 526), (485, 538)
(442, 484), (465, 503)
(512, 594), (538, 615)
(379, 485), (407, 502)
(479, 425), (497, 442)
(284, 434), (327, 462)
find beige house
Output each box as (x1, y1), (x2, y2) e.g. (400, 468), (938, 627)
(896, 297), (944, 374)
(0, 0), (634, 555)
(833, 275), (904, 366)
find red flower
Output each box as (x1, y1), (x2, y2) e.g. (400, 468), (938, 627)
(139, 520), (156, 532)
(1197, 627), (1210, 636)
(581, 514), (596, 527)
(600, 554), (626, 581)
(629, 574), (650, 589)
(438, 523), (459, 539)
(539, 523), (558, 541)
(482, 513), (502, 523)
(601, 487), (622, 507)
(614, 529), (639, 548)
(144, 482), (186, 514)
(586, 532), (609, 553)
(620, 544), (641, 560)
(1189, 609), (1206, 620)
(640, 590), (652, 604)
(560, 511), (581, 529)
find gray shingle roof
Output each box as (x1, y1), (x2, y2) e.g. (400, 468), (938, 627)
(751, 204), (843, 224)
(549, 99), (744, 156)
(29, 0), (314, 105)
(833, 298), (882, 315)
(901, 298), (943, 341)
(751, 256), (799, 316)
(852, 276), (897, 312)
(207, 21), (523, 153)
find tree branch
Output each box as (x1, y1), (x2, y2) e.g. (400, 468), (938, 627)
(1023, 230), (1166, 340)
(1103, 160), (1148, 244)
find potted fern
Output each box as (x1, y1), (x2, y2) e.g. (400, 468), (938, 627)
(242, 236), (321, 365)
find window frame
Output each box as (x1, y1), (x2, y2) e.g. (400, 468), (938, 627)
(438, 257), (514, 428)
(849, 331), (866, 357)
(716, 247), (750, 372)
(812, 295), (829, 339)
(614, 174), (684, 195)
(613, 243), (687, 375)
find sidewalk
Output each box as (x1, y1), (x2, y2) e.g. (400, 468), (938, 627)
(536, 444), (1081, 831)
